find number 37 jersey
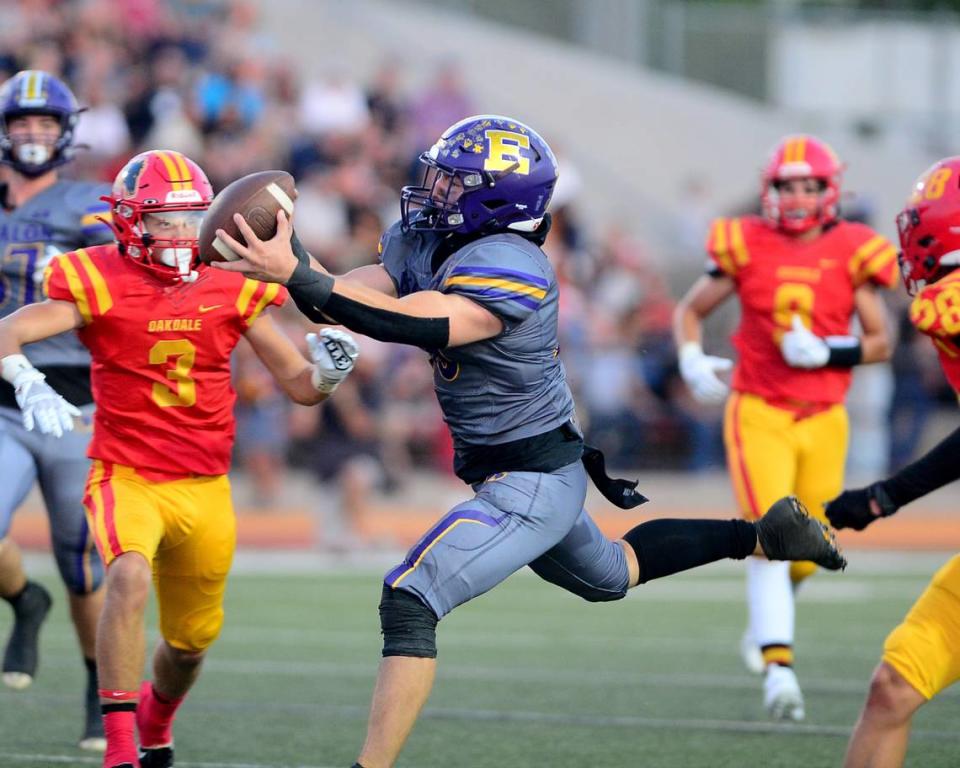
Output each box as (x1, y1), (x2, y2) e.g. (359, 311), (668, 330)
(44, 244), (286, 477)
(707, 215), (899, 405)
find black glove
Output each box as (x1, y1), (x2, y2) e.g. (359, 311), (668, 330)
(824, 482), (899, 531)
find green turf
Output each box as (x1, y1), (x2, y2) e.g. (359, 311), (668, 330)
(2, 558), (959, 767)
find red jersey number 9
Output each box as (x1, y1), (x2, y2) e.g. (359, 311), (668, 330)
(772, 282), (815, 342)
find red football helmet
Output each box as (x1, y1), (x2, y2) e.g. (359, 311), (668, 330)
(897, 156), (960, 295)
(103, 149), (214, 281)
(761, 135), (843, 234)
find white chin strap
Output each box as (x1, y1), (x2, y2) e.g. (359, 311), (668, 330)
(15, 143), (51, 166)
(157, 247), (198, 283)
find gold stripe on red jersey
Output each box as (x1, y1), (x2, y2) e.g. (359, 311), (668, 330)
(57, 254), (93, 323)
(848, 235), (888, 277)
(708, 218), (735, 275)
(245, 282), (281, 325)
(934, 338), (959, 359)
(728, 218), (750, 269)
(41, 257), (59, 297)
(235, 278), (260, 318)
(858, 245), (899, 287)
(74, 249), (114, 316)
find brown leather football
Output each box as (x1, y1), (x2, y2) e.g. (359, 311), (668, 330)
(198, 170), (297, 264)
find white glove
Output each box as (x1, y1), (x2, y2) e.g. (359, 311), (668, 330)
(780, 314), (829, 369)
(1, 354), (81, 438)
(306, 329), (360, 394)
(678, 342), (733, 404)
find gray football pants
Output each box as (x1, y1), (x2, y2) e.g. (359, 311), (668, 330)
(0, 404), (103, 594)
(384, 460), (630, 619)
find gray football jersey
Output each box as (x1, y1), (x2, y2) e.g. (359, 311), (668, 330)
(379, 222), (575, 453)
(0, 179), (113, 366)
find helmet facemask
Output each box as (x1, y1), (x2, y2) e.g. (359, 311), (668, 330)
(0, 71), (82, 177)
(400, 159), (479, 233)
(112, 204), (206, 283)
(765, 177), (833, 234)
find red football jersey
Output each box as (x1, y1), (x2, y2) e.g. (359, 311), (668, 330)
(44, 244), (287, 477)
(706, 216), (899, 405)
(909, 270), (960, 393)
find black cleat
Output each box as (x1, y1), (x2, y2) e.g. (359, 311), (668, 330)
(2, 581), (53, 689)
(140, 746), (174, 768)
(756, 496), (847, 571)
(79, 668), (106, 751)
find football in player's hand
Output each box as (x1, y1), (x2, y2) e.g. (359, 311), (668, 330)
(198, 170), (297, 264)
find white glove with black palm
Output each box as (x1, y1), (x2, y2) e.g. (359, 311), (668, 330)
(306, 329), (360, 394)
(1, 354), (81, 438)
(780, 314), (829, 369)
(678, 342), (733, 404)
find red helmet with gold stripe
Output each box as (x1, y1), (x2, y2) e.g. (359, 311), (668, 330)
(897, 156), (960, 295)
(761, 135), (843, 234)
(104, 150), (214, 281)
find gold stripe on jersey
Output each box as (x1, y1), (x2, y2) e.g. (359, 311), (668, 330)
(849, 235), (888, 277)
(245, 282), (281, 325)
(709, 218), (735, 275)
(860, 245), (898, 281)
(75, 249), (113, 316)
(729, 217), (750, 268)
(156, 151), (184, 191)
(58, 255), (93, 323)
(934, 338), (959, 359)
(235, 278), (259, 317)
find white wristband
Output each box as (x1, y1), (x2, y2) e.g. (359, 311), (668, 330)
(678, 341), (704, 364)
(1, 354), (34, 385)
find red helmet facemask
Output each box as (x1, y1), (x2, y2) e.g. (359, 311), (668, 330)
(761, 135), (843, 235)
(897, 156), (960, 295)
(103, 150), (214, 282)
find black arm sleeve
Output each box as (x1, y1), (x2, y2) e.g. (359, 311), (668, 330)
(322, 292), (449, 349)
(882, 425), (960, 507)
(285, 230), (450, 348)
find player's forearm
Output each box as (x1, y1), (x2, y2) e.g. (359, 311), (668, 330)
(286, 261), (450, 348)
(0, 302), (82, 357)
(277, 366), (328, 406)
(858, 329), (892, 364)
(880, 425), (960, 508)
(672, 301), (704, 349)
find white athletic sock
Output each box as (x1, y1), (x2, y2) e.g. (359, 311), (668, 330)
(746, 556), (794, 648)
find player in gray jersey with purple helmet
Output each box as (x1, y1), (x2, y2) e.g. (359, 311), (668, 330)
(0, 69), (113, 751)
(213, 114), (846, 768)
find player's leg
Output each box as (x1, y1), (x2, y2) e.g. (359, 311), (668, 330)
(845, 555), (960, 768)
(138, 473), (236, 768)
(356, 464), (587, 768)
(0, 409), (52, 690)
(792, 404), (848, 588)
(723, 393), (803, 720)
(843, 662), (925, 768)
(528, 495), (834, 601)
(85, 461), (165, 768)
(35, 407), (107, 749)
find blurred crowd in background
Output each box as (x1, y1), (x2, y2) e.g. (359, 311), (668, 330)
(1, 0), (953, 542)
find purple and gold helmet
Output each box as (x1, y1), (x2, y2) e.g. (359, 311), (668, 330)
(401, 115), (558, 235)
(0, 70), (81, 177)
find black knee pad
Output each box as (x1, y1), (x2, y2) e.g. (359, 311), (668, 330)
(379, 584), (438, 659)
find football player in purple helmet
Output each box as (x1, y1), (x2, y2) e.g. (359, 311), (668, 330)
(213, 114), (844, 768)
(0, 70), (113, 751)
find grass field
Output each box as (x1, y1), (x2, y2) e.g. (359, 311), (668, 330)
(2, 552), (959, 768)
